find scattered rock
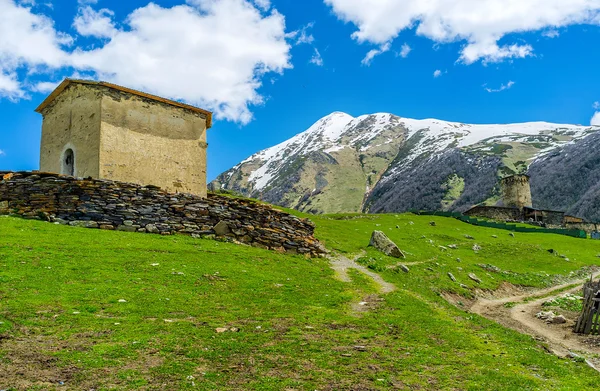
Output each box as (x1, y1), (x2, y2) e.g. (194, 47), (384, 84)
(468, 273), (482, 284)
(145, 224), (160, 234)
(448, 272), (457, 282)
(368, 231), (405, 258)
(492, 235), (498, 238)
(460, 284), (469, 289)
(399, 265), (410, 273)
(509, 232), (515, 237)
(353, 345), (367, 351)
(472, 244), (481, 252)
(478, 264), (501, 273)
(448, 244), (458, 249)
(429, 221), (436, 226)
(536, 311), (567, 324)
(215, 327), (229, 333)
(118, 299), (127, 303)
(464, 234), (474, 240)
(213, 221), (231, 236)
(69, 220), (98, 229)
(456, 258), (461, 262)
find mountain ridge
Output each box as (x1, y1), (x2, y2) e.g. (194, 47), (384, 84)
(211, 112), (600, 218)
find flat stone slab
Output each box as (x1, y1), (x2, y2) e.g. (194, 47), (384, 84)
(368, 230), (405, 258)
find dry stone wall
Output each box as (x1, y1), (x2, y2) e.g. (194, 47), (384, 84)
(0, 172), (326, 257)
(464, 205), (523, 221)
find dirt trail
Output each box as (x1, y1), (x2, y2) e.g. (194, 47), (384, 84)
(328, 252), (396, 294)
(468, 271), (600, 369)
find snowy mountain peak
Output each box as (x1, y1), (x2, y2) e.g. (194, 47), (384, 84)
(216, 112), (600, 209)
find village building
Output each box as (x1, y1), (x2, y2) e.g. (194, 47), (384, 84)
(36, 79), (212, 197)
(465, 174), (597, 232)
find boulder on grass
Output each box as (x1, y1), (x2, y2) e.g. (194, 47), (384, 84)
(369, 231), (405, 258)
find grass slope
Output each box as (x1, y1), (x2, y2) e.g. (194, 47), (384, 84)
(1, 212), (600, 390)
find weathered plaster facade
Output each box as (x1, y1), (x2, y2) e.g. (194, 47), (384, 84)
(37, 79), (212, 197)
(39, 83), (102, 178)
(501, 174), (532, 209)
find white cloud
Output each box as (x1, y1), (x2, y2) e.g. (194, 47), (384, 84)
(484, 80), (515, 93)
(287, 22), (315, 45)
(397, 43), (411, 58)
(433, 69), (442, 78)
(0, 149), (5, 156)
(287, 22), (326, 67)
(0, 0), (292, 124)
(0, 0), (72, 98)
(543, 29), (560, 38)
(324, 0), (600, 63)
(593, 101), (600, 110)
(592, 112), (600, 126)
(0, 72), (25, 100)
(310, 48), (323, 66)
(361, 41), (391, 66)
(30, 80), (60, 93)
(253, 0), (270, 10)
(73, 6), (117, 38)
(71, 1), (292, 123)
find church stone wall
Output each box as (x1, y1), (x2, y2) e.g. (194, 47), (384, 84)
(501, 175), (532, 209)
(99, 88), (208, 197)
(464, 205), (524, 221)
(0, 172), (326, 258)
(39, 84), (102, 178)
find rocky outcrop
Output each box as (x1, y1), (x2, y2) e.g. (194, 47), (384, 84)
(0, 171), (326, 257)
(368, 230), (405, 258)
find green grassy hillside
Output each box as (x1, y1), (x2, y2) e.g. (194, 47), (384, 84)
(1, 212), (600, 390)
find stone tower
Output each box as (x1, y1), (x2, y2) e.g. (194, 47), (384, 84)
(501, 174), (532, 209)
(36, 79), (212, 197)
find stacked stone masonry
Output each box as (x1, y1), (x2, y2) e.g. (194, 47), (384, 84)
(0, 172), (326, 257)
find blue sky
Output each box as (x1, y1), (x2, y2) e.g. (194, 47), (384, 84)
(1, 0), (600, 181)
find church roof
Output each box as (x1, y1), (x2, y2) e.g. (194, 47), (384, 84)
(35, 79), (213, 128)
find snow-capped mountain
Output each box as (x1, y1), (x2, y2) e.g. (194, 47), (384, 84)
(211, 112), (600, 217)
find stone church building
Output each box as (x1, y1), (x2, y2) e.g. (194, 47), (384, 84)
(36, 79), (212, 197)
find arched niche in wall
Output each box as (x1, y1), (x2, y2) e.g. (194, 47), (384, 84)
(62, 148), (75, 176)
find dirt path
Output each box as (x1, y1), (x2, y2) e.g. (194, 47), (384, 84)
(328, 251), (396, 294)
(467, 271), (600, 369)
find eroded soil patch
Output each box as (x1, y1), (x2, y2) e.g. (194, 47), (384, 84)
(448, 271), (600, 370)
(0, 331), (165, 391)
